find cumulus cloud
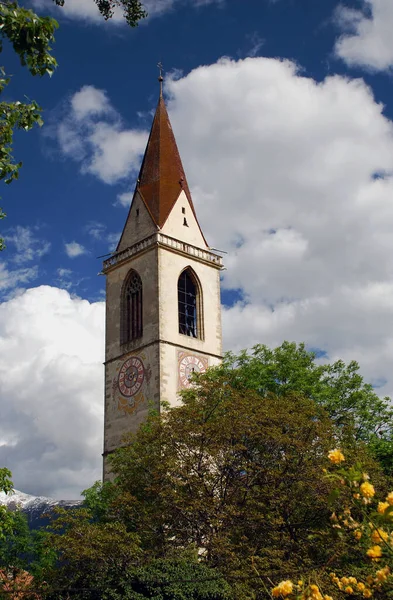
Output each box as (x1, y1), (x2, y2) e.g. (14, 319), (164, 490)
(30, 0), (221, 25)
(160, 57), (393, 398)
(52, 57), (393, 403)
(0, 286), (105, 498)
(65, 242), (87, 258)
(7, 56), (393, 497)
(49, 85), (148, 185)
(334, 0), (393, 71)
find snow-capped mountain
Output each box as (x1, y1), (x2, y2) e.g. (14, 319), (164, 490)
(0, 489), (81, 530)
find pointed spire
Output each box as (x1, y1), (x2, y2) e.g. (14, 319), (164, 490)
(135, 75), (197, 229)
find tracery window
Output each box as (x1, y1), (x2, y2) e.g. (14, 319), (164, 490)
(121, 270), (143, 344)
(178, 268), (202, 338)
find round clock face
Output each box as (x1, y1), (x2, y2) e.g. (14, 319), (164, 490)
(118, 356), (145, 397)
(179, 354), (206, 388)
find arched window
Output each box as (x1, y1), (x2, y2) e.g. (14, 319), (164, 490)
(178, 268), (202, 338)
(121, 270), (142, 344)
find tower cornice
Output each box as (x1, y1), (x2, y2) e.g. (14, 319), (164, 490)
(103, 232), (223, 275)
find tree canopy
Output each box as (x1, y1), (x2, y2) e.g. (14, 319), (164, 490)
(103, 367), (384, 598)
(217, 342), (393, 474)
(2, 344), (392, 598)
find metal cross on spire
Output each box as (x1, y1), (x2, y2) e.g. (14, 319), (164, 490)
(157, 61), (164, 97)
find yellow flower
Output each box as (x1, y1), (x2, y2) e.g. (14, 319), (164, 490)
(309, 584), (323, 600)
(357, 583), (365, 592)
(328, 449), (345, 464)
(386, 491), (393, 505)
(341, 578), (349, 585)
(324, 596), (333, 600)
(272, 580), (294, 597)
(371, 528), (389, 544)
(298, 581), (304, 587)
(375, 566), (390, 582)
(348, 577), (357, 584)
(367, 545), (382, 559)
(378, 501), (389, 514)
(376, 570), (387, 582)
(345, 586), (354, 594)
(353, 493), (360, 500)
(360, 482), (375, 498)
(363, 590), (372, 598)
(354, 530), (362, 540)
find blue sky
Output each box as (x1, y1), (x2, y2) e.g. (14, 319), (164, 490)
(2, 0), (393, 498)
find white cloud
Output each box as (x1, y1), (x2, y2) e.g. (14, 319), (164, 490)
(5, 226), (51, 265)
(0, 286), (104, 498)
(85, 222), (106, 240)
(115, 191), (134, 208)
(30, 0), (221, 25)
(57, 268), (73, 278)
(85, 222), (120, 250)
(160, 57), (393, 399)
(0, 263), (38, 294)
(107, 232), (121, 250)
(65, 242), (87, 258)
(71, 86), (113, 121)
(334, 0), (393, 71)
(50, 86), (148, 185)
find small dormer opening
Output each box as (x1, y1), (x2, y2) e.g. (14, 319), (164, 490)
(182, 207), (185, 214)
(183, 218), (189, 227)
(136, 208), (140, 217)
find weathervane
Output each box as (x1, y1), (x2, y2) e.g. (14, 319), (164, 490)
(157, 61), (164, 96)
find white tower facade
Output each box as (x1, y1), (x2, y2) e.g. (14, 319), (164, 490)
(102, 86), (223, 476)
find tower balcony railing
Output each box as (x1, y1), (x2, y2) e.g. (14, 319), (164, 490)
(103, 232), (223, 272)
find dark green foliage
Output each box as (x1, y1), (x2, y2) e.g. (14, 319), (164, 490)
(119, 558), (233, 600)
(0, 509), (55, 578)
(218, 342), (393, 474)
(43, 506), (231, 600)
(0, 467), (14, 540)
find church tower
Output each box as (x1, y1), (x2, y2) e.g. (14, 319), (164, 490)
(102, 79), (223, 473)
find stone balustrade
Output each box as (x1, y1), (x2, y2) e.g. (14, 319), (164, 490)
(103, 233), (223, 272)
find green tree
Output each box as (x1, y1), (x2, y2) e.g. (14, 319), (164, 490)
(0, 467), (14, 540)
(0, 1), (58, 250)
(43, 506), (232, 599)
(0, 468), (54, 600)
(107, 375), (384, 599)
(218, 342), (393, 474)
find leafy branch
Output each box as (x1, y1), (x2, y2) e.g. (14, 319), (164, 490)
(0, 1), (58, 250)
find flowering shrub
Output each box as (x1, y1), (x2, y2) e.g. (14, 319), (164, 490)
(270, 450), (393, 599)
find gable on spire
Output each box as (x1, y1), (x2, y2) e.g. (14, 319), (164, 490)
(137, 95), (195, 228)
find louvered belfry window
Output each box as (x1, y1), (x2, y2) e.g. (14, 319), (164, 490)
(122, 270), (143, 343)
(178, 269), (198, 338)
